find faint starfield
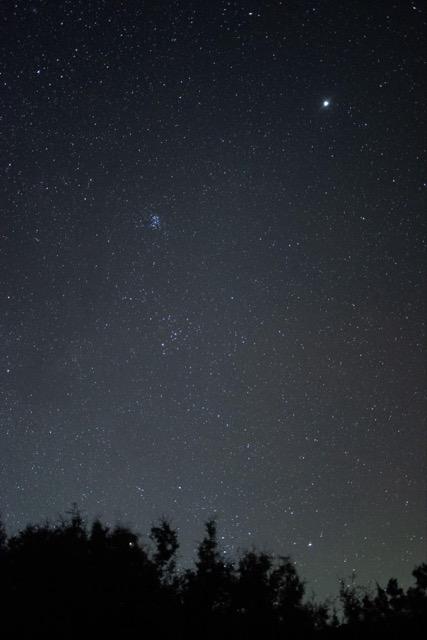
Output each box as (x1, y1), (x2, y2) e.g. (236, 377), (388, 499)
(1, 0), (425, 601)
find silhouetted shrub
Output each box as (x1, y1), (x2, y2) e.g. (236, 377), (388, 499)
(0, 510), (425, 639)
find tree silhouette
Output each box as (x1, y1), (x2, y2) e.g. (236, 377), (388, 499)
(0, 509), (425, 638)
(338, 564), (427, 639)
(150, 518), (179, 581)
(182, 519), (235, 637)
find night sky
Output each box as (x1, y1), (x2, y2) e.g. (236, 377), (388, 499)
(1, 0), (426, 598)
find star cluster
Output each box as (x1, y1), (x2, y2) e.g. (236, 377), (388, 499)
(1, 0), (425, 598)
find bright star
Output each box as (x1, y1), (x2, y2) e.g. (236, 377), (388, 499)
(322, 99), (330, 108)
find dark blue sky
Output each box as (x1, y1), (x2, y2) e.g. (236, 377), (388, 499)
(1, 0), (425, 598)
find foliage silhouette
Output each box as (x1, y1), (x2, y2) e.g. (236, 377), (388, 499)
(0, 509), (425, 639)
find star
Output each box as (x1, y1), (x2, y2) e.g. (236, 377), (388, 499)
(148, 214), (161, 230)
(322, 99), (330, 108)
